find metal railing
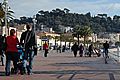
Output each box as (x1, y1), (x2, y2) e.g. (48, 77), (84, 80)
(109, 47), (120, 62)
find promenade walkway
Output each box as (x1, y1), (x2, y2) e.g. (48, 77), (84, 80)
(0, 50), (120, 80)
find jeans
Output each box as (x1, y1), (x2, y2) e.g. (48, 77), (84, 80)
(5, 52), (18, 74)
(104, 49), (108, 57)
(1, 50), (5, 66)
(44, 49), (48, 57)
(24, 48), (34, 73)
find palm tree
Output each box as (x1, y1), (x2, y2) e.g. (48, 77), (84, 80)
(80, 26), (92, 46)
(0, 3), (5, 19)
(1, 1), (14, 35)
(60, 33), (74, 48)
(73, 25), (92, 46)
(2, 0), (14, 21)
(0, 3), (5, 34)
(72, 25), (82, 45)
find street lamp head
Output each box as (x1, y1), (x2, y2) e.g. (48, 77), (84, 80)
(4, 0), (8, 4)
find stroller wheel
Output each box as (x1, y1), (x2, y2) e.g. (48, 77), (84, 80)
(20, 67), (25, 75)
(20, 70), (24, 75)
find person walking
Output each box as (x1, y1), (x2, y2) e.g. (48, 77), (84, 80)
(79, 44), (84, 57)
(0, 34), (6, 66)
(0, 35), (3, 65)
(57, 45), (61, 53)
(62, 45), (65, 52)
(103, 41), (109, 56)
(20, 24), (37, 75)
(5, 29), (19, 76)
(88, 44), (93, 57)
(43, 42), (49, 57)
(71, 42), (78, 57)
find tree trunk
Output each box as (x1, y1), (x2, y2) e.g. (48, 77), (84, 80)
(77, 34), (79, 45)
(54, 39), (57, 50)
(69, 42), (71, 49)
(83, 36), (86, 46)
(65, 41), (66, 48)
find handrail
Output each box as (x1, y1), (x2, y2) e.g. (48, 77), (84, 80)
(109, 48), (120, 62)
(109, 51), (120, 57)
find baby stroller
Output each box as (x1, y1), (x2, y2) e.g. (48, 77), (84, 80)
(93, 48), (101, 57)
(11, 45), (25, 75)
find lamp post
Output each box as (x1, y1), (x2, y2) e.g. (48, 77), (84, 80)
(33, 15), (36, 32)
(41, 24), (43, 32)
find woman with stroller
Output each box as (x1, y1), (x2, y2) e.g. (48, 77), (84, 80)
(79, 44), (84, 57)
(5, 29), (19, 76)
(88, 44), (93, 57)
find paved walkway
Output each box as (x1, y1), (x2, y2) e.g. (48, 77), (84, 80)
(0, 50), (120, 80)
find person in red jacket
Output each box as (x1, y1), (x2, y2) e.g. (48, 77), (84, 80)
(5, 29), (19, 76)
(43, 42), (48, 57)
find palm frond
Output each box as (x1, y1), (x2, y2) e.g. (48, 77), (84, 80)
(8, 10), (14, 14)
(7, 16), (14, 20)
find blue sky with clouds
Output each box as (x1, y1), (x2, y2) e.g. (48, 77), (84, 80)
(1, 0), (120, 18)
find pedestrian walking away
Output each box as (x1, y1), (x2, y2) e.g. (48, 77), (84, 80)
(103, 41), (109, 64)
(5, 29), (19, 76)
(79, 44), (84, 57)
(71, 42), (78, 57)
(88, 44), (93, 57)
(43, 42), (49, 57)
(20, 24), (37, 75)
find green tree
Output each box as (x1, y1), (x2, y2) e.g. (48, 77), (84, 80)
(81, 26), (92, 46)
(73, 25), (82, 45)
(73, 25), (92, 46)
(0, 1), (14, 35)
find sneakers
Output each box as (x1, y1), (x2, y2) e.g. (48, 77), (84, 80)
(28, 72), (33, 75)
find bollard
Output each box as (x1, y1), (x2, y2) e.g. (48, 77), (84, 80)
(117, 46), (120, 62)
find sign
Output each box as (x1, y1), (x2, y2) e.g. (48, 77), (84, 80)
(41, 38), (48, 41)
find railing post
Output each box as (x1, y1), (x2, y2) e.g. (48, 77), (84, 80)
(117, 46), (120, 62)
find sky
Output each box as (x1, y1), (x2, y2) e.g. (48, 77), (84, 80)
(1, 0), (120, 19)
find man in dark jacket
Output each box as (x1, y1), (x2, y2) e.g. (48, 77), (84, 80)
(103, 41), (109, 57)
(20, 24), (37, 75)
(88, 44), (93, 57)
(71, 42), (78, 57)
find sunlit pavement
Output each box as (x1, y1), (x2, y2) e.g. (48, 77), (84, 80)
(0, 50), (120, 80)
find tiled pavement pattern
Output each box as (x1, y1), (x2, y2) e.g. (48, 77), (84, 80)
(0, 50), (120, 80)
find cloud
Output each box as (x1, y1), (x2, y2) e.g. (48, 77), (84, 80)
(5, 0), (120, 18)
